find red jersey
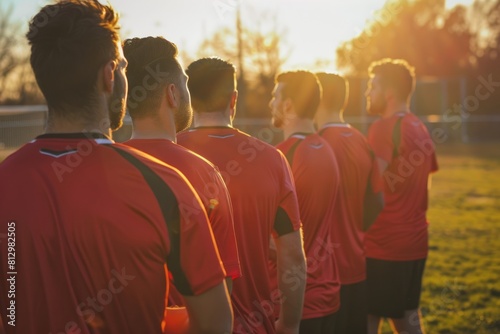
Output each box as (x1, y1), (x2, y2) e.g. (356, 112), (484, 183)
(319, 123), (382, 284)
(178, 127), (301, 334)
(277, 133), (341, 319)
(0, 133), (225, 334)
(366, 112), (439, 260)
(125, 139), (241, 280)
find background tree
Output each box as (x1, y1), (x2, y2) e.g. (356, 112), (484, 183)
(336, 0), (475, 77)
(197, 8), (289, 117)
(0, 4), (43, 105)
(471, 0), (500, 114)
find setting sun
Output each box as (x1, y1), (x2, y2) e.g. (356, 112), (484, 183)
(6, 0), (475, 72)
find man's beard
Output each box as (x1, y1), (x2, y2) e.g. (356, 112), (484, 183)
(366, 95), (386, 116)
(108, 74), (127, 131)
(174, 92), (193, 133)
(271, 105), (285, 128)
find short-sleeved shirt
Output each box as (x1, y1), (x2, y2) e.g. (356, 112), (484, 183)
(0, 133), (225, 334)
(277, 133), (341, 319)
(366, 112), (439, 261)
(319, 123), (382, 284)
(178, 126), (301, 334)
(125, 139), (241, 306)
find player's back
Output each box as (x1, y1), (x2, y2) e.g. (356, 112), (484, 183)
(319, 123), (376, 284)
(277, 133), (341, 319)
(0, 133), (224, 334)
(178, 127), (299, 334)
(124, 138), (241, 305)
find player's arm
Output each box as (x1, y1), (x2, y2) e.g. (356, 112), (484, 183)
(269, 237), (277, 261)
(273, 151), (306, 334)
(208, 168), (241, 293)
(169, 171), (233, 333)
(225, 277), (233, 294)
(183, 281), (233, 334)
(165, 280), (232, 334)
(376, 157), (389, 174)
(274, 229), (306, 334)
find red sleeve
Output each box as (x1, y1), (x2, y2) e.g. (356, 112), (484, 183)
(154, 165), (226, 296)
(208, 168), (241, 280)
(179, 187), (226, 295)
(271, 150), (301, 238)
(368, 120), (394, 164)
(110, 146), (226, 297)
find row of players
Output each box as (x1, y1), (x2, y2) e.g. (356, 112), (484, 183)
(0, 1), (437, 334)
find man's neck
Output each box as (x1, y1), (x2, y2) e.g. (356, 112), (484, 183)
(283, 117), (315, 139)
(316, 108), (344, 129)
(45, 107), (111, 137)
(382, 102), (410, 119)
(193, 110), (232, 128)
(130, 115), (176, 142)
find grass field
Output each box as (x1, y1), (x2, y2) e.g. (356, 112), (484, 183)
(424, 143), (500, 334)
(1, 142), (499, 333)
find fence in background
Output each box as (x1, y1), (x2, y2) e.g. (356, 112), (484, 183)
(1, 104), (500, 150)
(3, 76), (500, 148)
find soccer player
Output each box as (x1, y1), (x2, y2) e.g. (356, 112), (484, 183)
(269, 70), (341, 334)
(177, 57), (307, 334)
(315, 73), (384, 334)
(364, 59), (438, 334)
(0, 1), (232, 333)
(122, 37), (241, 305)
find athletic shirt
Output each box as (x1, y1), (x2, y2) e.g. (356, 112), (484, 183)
(0, 133), (225, 334)
(276, 133), (341, 319)
(178, 127), (301, 334)
(319, 123), (383, 284)
(125, 139), (241, 306)
(366, 112), (439, 260)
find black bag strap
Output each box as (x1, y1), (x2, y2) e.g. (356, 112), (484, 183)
(392, 115), (405, 158)
(284, 138), (303, 167)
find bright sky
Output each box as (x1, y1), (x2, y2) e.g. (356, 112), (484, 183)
(5, 0), (474, 72)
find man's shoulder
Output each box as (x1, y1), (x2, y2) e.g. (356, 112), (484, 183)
(0, 143), (36, 176)
(110, 142), (189, 179)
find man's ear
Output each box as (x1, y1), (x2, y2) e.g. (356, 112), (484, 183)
(230, 90), (238, 108)
(283, 97), (293, 114)
(165, 83), (179, 108)
(102, 60), (117, 94)
(229, 90), (238, 119)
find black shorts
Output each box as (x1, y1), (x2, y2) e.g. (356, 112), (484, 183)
(366, 258), (426, 319)
(334, 280), (367, 334)
(299, 312), (337, 334)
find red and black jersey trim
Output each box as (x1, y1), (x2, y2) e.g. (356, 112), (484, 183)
(284, 139), (303, 167)
(274, 206), (295, 236)
(106, 145), (194, 296)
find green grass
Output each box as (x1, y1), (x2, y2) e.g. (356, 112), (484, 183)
(380, 143), (500, 333)
(1, 143), (499, 333)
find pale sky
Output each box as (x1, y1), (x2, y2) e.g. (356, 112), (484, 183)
(5, 0), (474, 72)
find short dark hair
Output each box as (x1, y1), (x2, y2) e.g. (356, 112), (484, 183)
(27, 0), (120, 114)
(316, 73), (349, 112)
(123, 37), (182, 119)
(275, 70), (322, 119)
(368, 58), (416, 102)
(186, 58), (236, 113)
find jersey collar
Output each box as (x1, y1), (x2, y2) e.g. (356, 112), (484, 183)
(320, 122), (351, 129)
(35, 132), (113, 144)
